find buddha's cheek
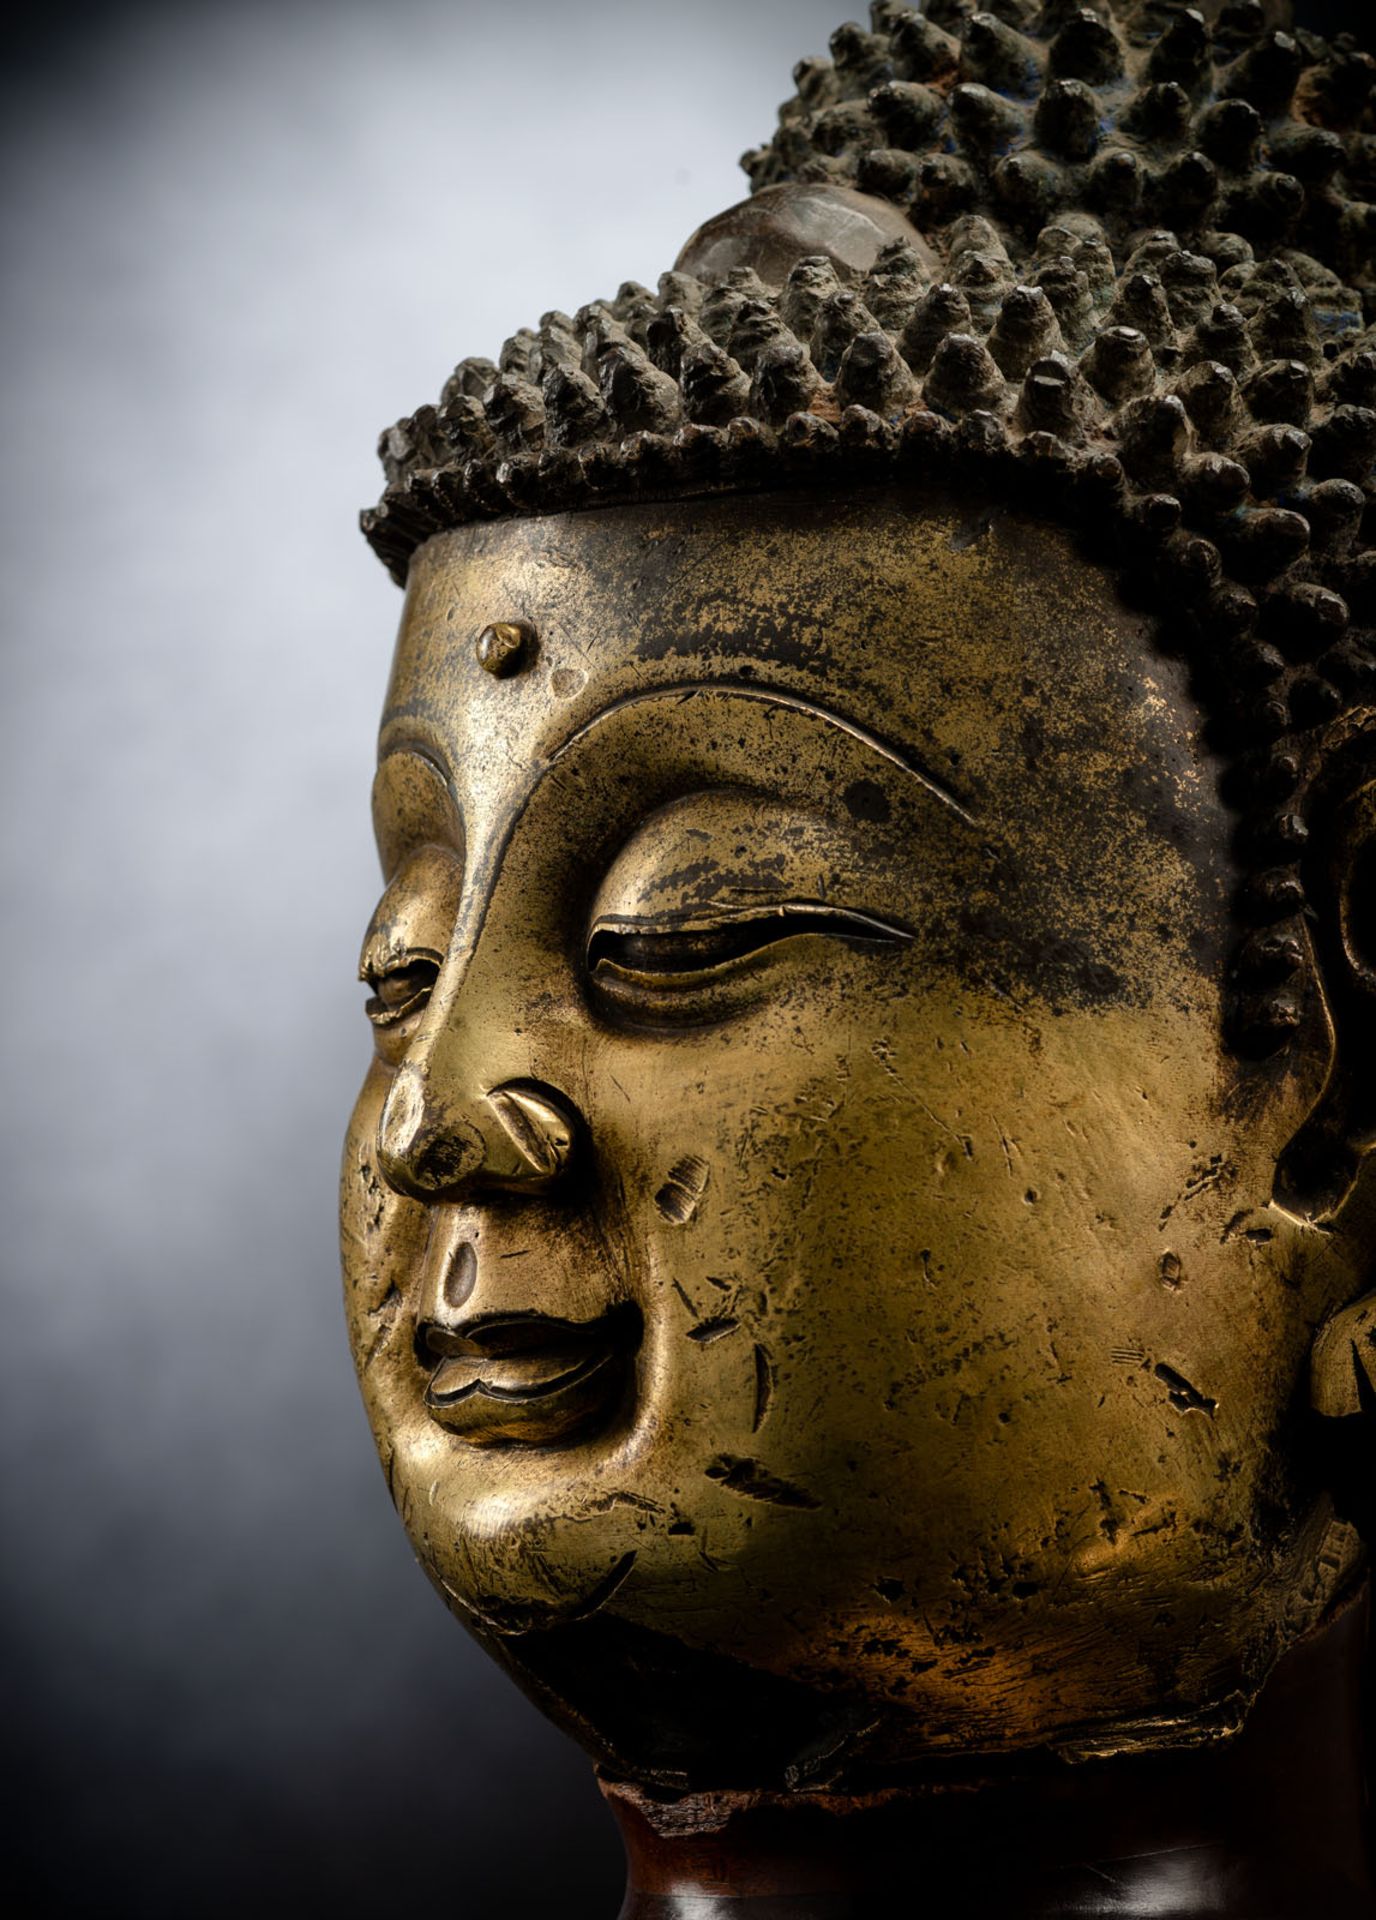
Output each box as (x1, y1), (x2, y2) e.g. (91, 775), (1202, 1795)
(614, 996), (1330, 1670)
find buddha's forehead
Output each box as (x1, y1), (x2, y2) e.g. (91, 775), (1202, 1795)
(383, 486), (1223, 870)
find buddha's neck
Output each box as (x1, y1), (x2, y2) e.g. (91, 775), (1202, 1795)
(603, 1591), (1372, 1920)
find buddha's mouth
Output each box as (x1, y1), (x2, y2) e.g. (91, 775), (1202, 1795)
(421, 1307), (639, 1447)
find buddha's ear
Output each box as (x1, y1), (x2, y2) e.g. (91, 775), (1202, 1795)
(1310, 1290), (1376, 1543)
(1274, 719), (1376, 1225)
(1297, 723), (1376, 1477)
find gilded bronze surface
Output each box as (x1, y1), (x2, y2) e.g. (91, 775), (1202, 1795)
(343, 485), (1373, 1785)
(344, 1), (1376, 1906)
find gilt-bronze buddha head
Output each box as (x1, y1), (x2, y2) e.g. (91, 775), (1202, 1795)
(343, 0), (1376, 1809)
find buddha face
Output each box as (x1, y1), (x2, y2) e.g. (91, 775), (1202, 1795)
(341, 485), (1371, 1786)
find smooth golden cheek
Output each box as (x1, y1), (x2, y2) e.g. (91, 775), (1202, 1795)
(601, 1000), (1318, 1586)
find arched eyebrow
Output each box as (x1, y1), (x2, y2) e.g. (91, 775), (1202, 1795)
(548, 679), (977, 828)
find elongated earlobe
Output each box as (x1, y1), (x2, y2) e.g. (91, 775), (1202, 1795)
(1274, 749), (1376, 1224)
(1311, 1291), (1376, 1546)
(1312, 1295), (1376, 1423)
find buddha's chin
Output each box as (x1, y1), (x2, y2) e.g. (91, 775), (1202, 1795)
(385, 1423), (661, 1638)
(421, 1537), (642, 1638)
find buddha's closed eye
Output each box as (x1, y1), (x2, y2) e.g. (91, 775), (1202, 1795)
(586, 901), (913, 1024)
(362, 901), (912, 1042)
(358, 841), (463, 1057)
(589, 903), (913, 975)
(359, 784), (918, 1043)
(363, 953), (441, 1028)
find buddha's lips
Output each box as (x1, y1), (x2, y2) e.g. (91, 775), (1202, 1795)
(422, 1310), (636, 1446)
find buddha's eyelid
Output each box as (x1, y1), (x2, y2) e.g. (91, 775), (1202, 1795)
(371, 738), (464, 864)
(593, 902), (915, 939)
(360, 938), (444, 978)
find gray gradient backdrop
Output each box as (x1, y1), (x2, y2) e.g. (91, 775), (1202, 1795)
(1, 3), (1367, 1916)
(0, 5), (842, 1914)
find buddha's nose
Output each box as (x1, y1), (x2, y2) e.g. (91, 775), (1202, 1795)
(377, 1068), (580, 1201)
